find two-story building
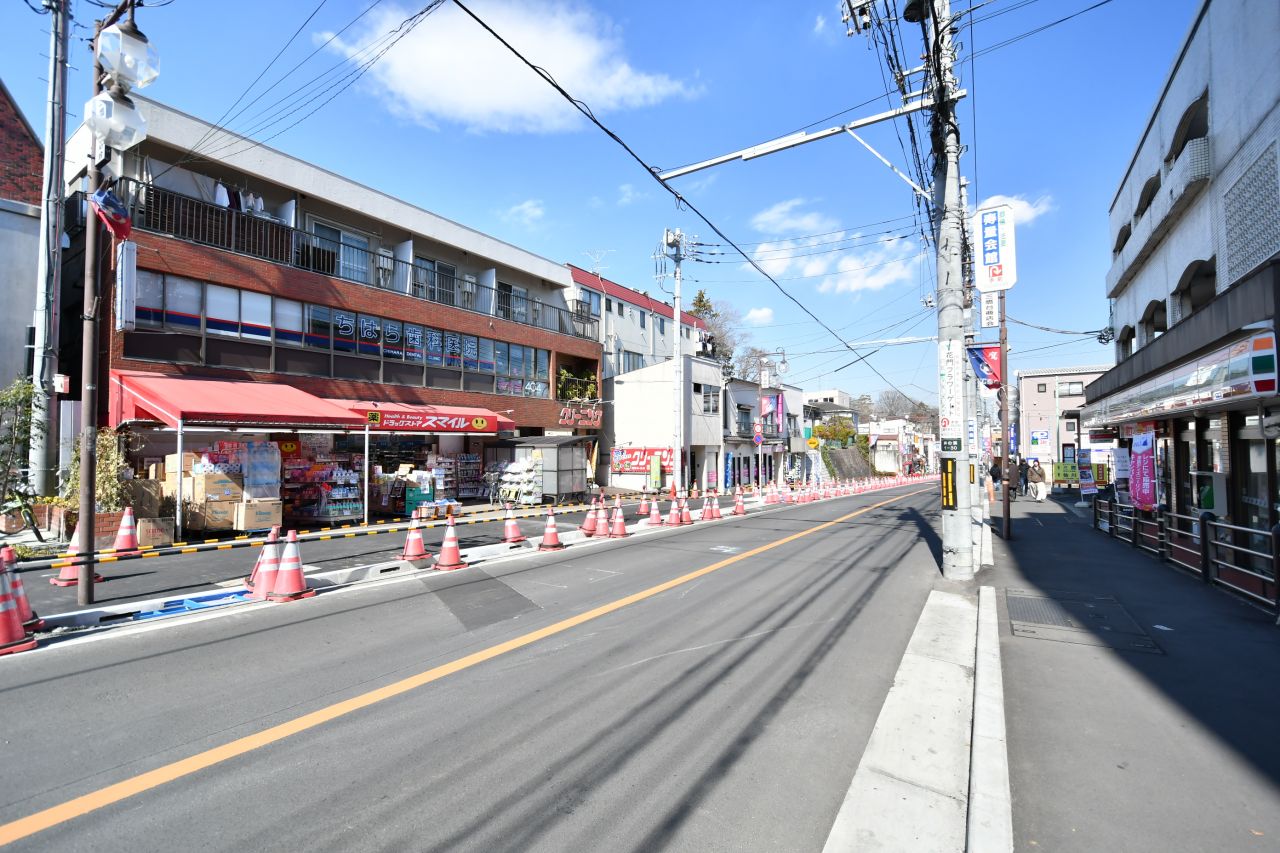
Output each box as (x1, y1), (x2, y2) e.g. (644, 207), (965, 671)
(1017, 366), (1110, 467)
(62, 97), (601, 523)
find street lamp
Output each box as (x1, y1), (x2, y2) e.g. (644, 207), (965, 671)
(75, 0), (158, 607)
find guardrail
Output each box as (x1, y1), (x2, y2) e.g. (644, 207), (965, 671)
(1092, 498), (1279, 613)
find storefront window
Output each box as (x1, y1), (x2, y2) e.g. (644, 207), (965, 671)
(478, 338), (495, 372)
(403, 323), (424, 362)
(332, 309), (357, 353)
(164, 275), (202, 330)
(136, 269), (163, 327)
(462, 335), (479, 370)
(274, 299), (303, 346)
(495, 341), (508, 375)
(305, 305), (331, 349)
(443, 332), (462, 367)
(205, 284), (239, 336)
(423, 328), (443, 365)
(242, 291), (272, 341)
(509, 345), (524, 378)
(383, 320), (403, 360)
(537, 349), (549, 381)
(357, 315), (381, 357)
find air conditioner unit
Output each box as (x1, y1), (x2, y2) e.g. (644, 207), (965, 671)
(460, 274), (476, 308)
(376, 248), (395, 271)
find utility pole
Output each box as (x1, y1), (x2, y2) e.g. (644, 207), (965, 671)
(664, 228), (685, 495)
(1000, 290), (1011, 539)
(30, 0), (71, 497)
(926, 0), (973, 580)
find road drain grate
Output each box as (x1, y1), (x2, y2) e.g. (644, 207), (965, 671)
(1004, 589), (1164, 655)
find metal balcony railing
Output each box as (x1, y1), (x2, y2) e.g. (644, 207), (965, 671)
(116, 179), (599, 342)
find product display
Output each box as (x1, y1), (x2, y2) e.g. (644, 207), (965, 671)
(282, 453), (363, 522)
(456, 453), (484, 499)
(499, 457), (543, 505)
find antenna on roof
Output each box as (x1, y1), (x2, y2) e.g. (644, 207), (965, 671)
(583, 249), (614, 276)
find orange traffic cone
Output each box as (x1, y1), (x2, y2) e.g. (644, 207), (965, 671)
(538, 508), (565, 551)
(268, 531), (315, 602)
(733, 489), (746, 516)
(434, 517), (469, 571)
(637, 493), (650, 517)
(593, 503), (612, 538)
(608, 505), (629, 538)
(665, 500), (681, 526)
(579, 498), (599, 535)
(680, 498), (693, 525)
(0, 568), (36, 656)
(245, 526), (280, 591)
(400, 519), (431, 563)
(250, 534), (282, 601)
(111, 507), (141, 555)
(1, 547), (41, 632)
(647, 500), (662, 526)
(50, 523), (103, 586)
(502, 503), (527, 544)
(709, 494), (722, 520)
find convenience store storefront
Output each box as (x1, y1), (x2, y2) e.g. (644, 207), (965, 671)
(109, 371), (512, 532)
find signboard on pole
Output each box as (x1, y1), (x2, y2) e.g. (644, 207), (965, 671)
(966, 344), (1002, 389)
(974, 204), (1017, 292)
(1130, 432), (1157, 510)
(1077, 448), (1097, 495)
(939, 339), (964, 442)
(980, 291), (1000, 328)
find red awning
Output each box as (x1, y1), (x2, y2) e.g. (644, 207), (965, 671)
(110, 371), (365, 430)
(328, 399), (515, 433)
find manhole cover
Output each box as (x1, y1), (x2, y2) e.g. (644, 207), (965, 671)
(1005, 589), (1163, 655)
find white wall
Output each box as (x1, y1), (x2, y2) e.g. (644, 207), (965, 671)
(0, 200), (39, 385)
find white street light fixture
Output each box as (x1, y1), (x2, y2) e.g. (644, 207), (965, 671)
(84, 88), (147, 150)
(97, 19), (160, 90)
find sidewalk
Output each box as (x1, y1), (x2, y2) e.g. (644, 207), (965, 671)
(986, 496), (1280, 851)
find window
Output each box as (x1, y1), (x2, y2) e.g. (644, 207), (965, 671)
(313, 222), (370, 284)
(622, 351), (645, 373)
(1037, 383), (1047, 393)
(1056, 381), (1084, 396)
(478, 338), (495, 372)
(304, 305), (331, 350)
(536, 349), (549, 380)
(424, 328), (443, 365)
(204, 285), (239, 336)
(617, 301), (624, 316)
(658, 317), (665, 335)
(357, 315), (382, 357)
(403, 323), (424, 362)
(581, 289), (601, 316)
(241, 291), (272, 341)
(331, 309), (357, 353)
(703, 385), (720, 415)
(383, 319), (403, 360)
(274, 298), (304, 346)
(136, 270), (163, 327)
(164, 275), (202, 330)
(639, 311), (646, 329)
(1065, 421), (1078, 433)
(443, 332), (462, 367)
(606, 298), (613, 313)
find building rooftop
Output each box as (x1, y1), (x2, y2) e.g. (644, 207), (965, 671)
(1016, 364), (1113, 379)
(566, 264), (706, 328)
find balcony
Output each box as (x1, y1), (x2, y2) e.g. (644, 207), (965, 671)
(117, 179), (599, 341)
(1107, 137), (1211, 297)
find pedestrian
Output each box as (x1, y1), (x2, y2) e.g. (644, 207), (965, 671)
(1028, 458), (1047, 501)
(1018, 457), (1030, 496)
(989, 458), (1002, 498)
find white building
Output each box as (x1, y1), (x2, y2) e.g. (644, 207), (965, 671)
(859, 418), (937, 475)
(804, 388), (855, 408)
(1, 79), (41, 387)
(1017, 366), (1110, 466)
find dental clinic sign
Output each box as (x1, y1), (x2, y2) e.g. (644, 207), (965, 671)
(974, 204), (1017, 292)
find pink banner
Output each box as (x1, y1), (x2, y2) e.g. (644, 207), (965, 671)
(1130, 432), (1156, 511)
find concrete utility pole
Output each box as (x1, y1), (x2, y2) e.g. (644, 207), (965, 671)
(30, 0), (71, 497)
(926, 0), (973, 580)
(664, 228), (685, 495)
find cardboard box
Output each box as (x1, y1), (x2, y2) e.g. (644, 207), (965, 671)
(126, 480), (164, 518)
(185, 473), (244, 503)
(165, 452), (200, 474)
(234, 500), (282, 530)
(137, 517), (175, 547)
(190, 501), (235, 530)
(163, 474), (193, 500)
(146, 461), (165, 480)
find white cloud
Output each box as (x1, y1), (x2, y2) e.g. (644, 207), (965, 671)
(975, 193), (1055, 226)
(813, 15), (826, 34)
(617, 183), (646, 206)
(682, 172), (718, 195)
(816, 237), (922, 295)
(328, 2), (699, 133)
(744, 307), (775, 326)
(501, 199), (545, 227)
(750, 199), (838, 235)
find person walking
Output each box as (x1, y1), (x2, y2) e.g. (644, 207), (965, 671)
(1018, 457), (1030, 496)
(1028, 458), (1047, 502)
(989, 458), (1002, 500)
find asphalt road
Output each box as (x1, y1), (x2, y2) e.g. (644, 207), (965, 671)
(0, 485), (942, 852)
(20, 501), (640, 616)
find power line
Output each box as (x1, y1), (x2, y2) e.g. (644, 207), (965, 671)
(970, 0), (1119, 60)
(447, 0), (903, 391)
(687, 246), (925, 284)
(695, 213), (918, 248)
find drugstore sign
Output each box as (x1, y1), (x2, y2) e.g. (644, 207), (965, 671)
(361, 409), (494, 432)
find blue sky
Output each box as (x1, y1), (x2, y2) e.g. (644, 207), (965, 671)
(2, 0), (1201, 403)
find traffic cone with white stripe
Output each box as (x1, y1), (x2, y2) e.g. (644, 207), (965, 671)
(434, 517), (469, 571)
(665, 499), (681, 526)
(0, 568), (36, 656)
(1, 547), (41, 632)
(593, 503), (612, 538)
(538, 507), (565, 551)
(733, 488), (746, 516)
(637, 492), (650, 517)
(647, 499), (662, 526)
(50, 522), (103, 587)
(111, 507), (141, 555)
(250, 532), (282, 601)
(709, 493), (723, 520)
(400, 518), (431, 565)
(579, 498), (599, 535)
(245, 526), (280, 592)
(268, 531), (314, 602)
(608, 504), (629, 538)
(681, 498), (693, 525)
(502, 503), (527, 544)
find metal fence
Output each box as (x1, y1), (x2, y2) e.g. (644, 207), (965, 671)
(117, 179), (599, 341)
(1093, 498), (1280, 613)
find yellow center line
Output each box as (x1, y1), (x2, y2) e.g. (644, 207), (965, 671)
(0, 487), (930, 846)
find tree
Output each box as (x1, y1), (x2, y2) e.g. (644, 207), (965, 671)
(874, 389), (915, 420)
(733, 346), (770, 382)
(0, 379), (41, 502)
(814, 416), (856, 447)
(688, 290), (746, 366)
(689, 289), (715, 317)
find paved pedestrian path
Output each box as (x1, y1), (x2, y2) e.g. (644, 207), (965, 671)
(986, 496), (1280, 852)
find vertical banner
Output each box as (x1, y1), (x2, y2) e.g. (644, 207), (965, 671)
(1130, 432), (1157, 510)
(1077, 448), (1097, 496)
(941, 457), (958, 510)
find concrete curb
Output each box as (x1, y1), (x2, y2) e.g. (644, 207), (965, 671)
(968, 586), (1014, 851)
(823, 590), (977, 852)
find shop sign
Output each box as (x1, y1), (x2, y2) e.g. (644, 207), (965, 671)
(1130, 432), (1157, 511)
(1077, 449), (1098, 496)
(361, 409), (495, 432)
(611, 447), (673, 474)
(1089, 429), (1118, 442)
(557, 404), (602, 429)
